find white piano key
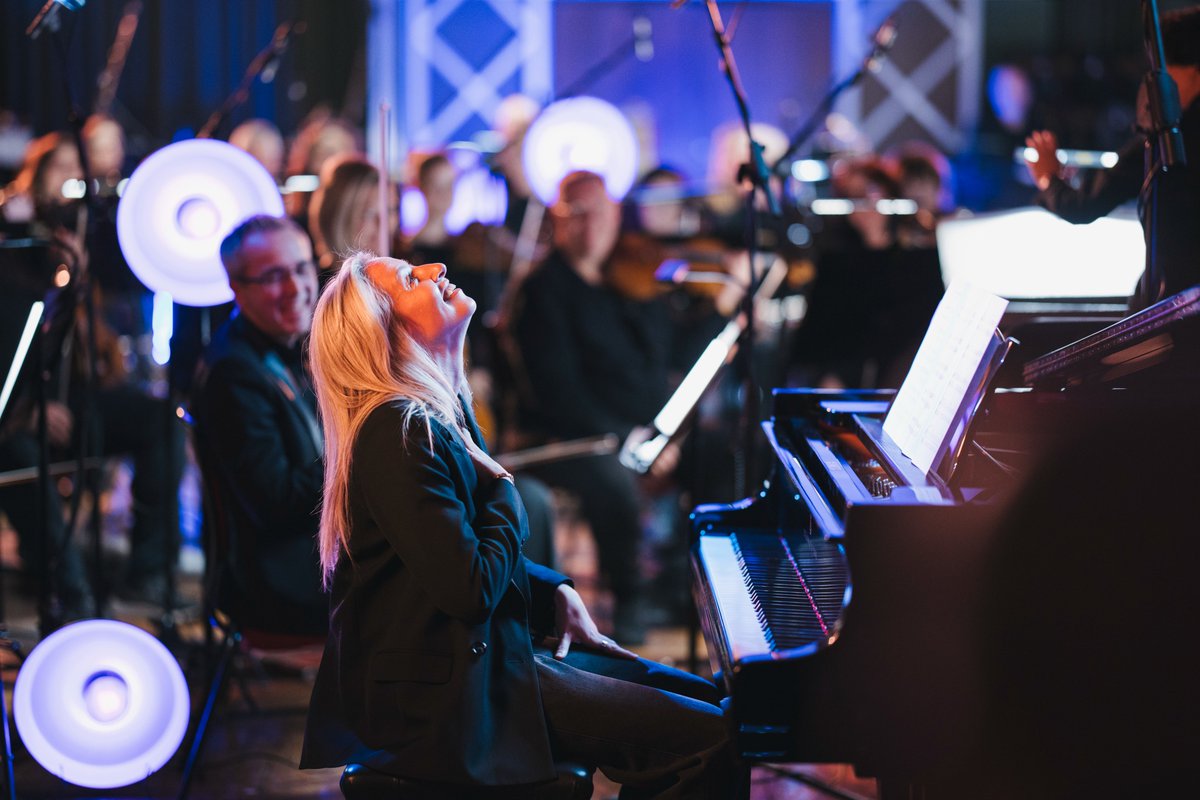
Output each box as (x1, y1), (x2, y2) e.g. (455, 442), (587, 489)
(699, 535), (772, 662)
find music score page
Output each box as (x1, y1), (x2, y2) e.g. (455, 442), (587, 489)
(882, 281), (1008, 476)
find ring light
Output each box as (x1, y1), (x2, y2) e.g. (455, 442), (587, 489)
(117, 139), (284, 307)
(522, 96), (638, 206)
(13, 619), (190, 789)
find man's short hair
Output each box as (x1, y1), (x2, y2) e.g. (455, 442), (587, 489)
(219, 214), (306, 280)
(1163, 7), (1200, 68)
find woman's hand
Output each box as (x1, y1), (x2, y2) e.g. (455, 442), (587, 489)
(463, 438), (513, 483)
(552, 583), (638, 660)
(1025, 130), (1062, 190)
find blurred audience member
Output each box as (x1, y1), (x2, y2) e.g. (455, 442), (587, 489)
(403, 151), (457, 263)
(229, 118), (286, 183)
(308, 154), (393, 281)
(2, 131), (82, 227)
(704, 120), (788, 235)
(284, 110), (363, 223)
(890, 142), (955, 249)
(82, 114), (126, 190)
(623, 165), (704, 242)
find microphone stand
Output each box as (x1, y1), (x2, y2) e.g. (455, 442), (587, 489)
(196, 20), (301, 140)
(556, 17), (653, 100)
(699, 0), (780, 496)
(36, 7), (108, 629)
(773, 16), (896, 176)
(773, 71), (866, 178)
(1137, 0), (1187, 308)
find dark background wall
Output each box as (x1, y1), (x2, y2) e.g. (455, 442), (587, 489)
(1, 0), (1196, 178)
(0, 0), (367, 160)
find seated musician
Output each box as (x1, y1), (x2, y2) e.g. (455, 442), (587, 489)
(191, 215), (327, 635)
(508, 170), (745, 642)
(2, 131), (181, 609)
(299, 253), (740, 798)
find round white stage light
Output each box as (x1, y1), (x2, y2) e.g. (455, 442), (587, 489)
(522, 96), (638, 206)
(117, 139), (284, 307)
(13, 619), (191, 789)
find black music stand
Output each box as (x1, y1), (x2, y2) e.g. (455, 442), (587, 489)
(0, 301), (37, 800)
(0, 247), (87, 638)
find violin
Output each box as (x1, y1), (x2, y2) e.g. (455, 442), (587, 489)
(606, 231), (737, 302)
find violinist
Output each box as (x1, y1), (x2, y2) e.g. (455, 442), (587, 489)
(509, 170), (745, 643)
(1, 131), (182, 609)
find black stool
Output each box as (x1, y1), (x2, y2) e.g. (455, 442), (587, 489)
(340, 762), (595, 799)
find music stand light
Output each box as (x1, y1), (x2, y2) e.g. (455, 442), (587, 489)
(13, 619), (189, 789)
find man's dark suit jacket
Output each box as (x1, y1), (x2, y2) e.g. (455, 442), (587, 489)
(299, 400), (570, 785)
(191, 312), (327, 635)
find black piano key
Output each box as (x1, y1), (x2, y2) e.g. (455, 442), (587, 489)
(730, 532), (850, 652)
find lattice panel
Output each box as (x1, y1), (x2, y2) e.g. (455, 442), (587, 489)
(835, 0), (982, 153)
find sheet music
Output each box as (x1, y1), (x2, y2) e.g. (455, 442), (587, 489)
(883, 282), (1008, 475)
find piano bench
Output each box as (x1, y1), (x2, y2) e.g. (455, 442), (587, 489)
(339, 762), (595, 799)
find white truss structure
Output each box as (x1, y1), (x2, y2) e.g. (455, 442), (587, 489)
(368, 0), (552, 162)
(834, 0), (982, 153)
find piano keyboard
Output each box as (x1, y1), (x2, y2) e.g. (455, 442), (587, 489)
(698, 532), (850, 660)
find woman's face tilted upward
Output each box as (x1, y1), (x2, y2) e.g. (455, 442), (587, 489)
(366, 258), (475, 351)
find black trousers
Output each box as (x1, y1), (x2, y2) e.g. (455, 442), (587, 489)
(535, 646), (745, 799)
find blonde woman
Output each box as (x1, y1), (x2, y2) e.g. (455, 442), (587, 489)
(299, 254), (739, 797)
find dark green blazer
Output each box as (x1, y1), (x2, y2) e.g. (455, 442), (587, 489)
(300, 400), (569, 785)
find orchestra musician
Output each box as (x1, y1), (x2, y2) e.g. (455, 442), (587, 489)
(508, 170), (745, 643)
(1025, 5), (1200, 306)
(0, 130), (181, 607)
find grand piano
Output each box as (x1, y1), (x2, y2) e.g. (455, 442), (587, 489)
(689, 286), (1200, 793)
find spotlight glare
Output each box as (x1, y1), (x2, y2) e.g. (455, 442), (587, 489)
(176, 197), (220, 239)
(791, 159), (830, 182)
(62, 179), (86, 199)
(282, 174), (319, 194)
(83, 672), (129, 724)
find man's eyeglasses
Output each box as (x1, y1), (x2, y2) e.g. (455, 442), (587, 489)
(235, 260), (317, 288)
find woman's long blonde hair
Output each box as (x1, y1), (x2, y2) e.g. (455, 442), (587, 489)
(308, 253), (470, 586)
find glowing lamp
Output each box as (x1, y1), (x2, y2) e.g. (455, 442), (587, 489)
(13, 620), (190, 789)
(117, 139), (284, 307)
(522, 96), (638, 206)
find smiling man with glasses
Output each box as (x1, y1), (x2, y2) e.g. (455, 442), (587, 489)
(189, 214), (328, 637)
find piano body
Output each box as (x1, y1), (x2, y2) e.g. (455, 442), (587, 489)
(692, 388), (1005, 785)
(690, 286), (1200, 789)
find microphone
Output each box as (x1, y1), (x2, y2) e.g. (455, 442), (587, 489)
(25, 0), (85, 39)
(260, 20), (304, 84)
(633, 16), (653, 62)
(864, 15), (899, 73)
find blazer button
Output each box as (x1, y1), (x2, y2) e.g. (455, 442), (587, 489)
(470, 641), (488, 656)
